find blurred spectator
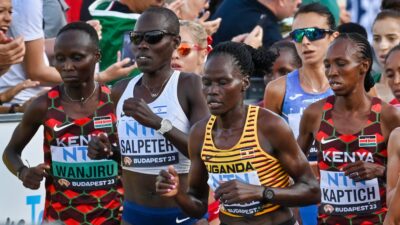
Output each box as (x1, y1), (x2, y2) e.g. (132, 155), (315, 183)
(211, 0), (301, 48)
(166, 0), (221, 36)
(347, 0), (380, 42)
(171, 20), (208, 75)
(0, 0), (135, 106)
(0, 0), (61, 105)
(43, 0), (69, 38)
(0, 79), (39, 113)
(0, 0), (25, 76)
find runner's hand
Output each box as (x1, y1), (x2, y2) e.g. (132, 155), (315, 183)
(214, 180), (264, 204)
(20, 163), (50, 190)
(342, 161), (385, 182)
(156, 165), (179, 197)
(123, 98), (162, 129)
(88, 133), (113, 159)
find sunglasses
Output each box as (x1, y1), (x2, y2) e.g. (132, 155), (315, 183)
(129, 30), (177, 45)
(290, 27), (334, 43)
(176, 43), (205, 57)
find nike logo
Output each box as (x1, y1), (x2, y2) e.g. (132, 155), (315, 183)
(176, 217), (190, 224)
(320, 137), (339, 144)
(54, 122), (74, 132)
(289, 94), (303, 100)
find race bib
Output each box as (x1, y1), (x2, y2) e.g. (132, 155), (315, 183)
(207, 171), (262, 217)
(320, 170), (381, 215)
(51, 145), (118, 190)
(118, 112), (179, 168)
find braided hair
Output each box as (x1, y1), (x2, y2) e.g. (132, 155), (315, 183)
(333, 33), (375, 92)
(207, 41), (273, 78)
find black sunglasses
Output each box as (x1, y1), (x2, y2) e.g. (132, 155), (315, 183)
(129, 30), (177, 45)
(290, 27), (334, 43)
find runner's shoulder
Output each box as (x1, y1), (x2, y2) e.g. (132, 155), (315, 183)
(380, 99), (400, 130)
(111, 76), (133, 102)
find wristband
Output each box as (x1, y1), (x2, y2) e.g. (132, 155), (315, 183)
(17, 165), (28, 180)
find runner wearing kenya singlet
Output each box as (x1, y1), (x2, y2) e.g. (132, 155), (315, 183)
(2, 22), (124, 224)
(298, 33), (400, 225)
(316, 96), (386, 224)
(42, 85), (123, 223)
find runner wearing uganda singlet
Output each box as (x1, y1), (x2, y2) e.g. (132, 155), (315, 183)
(298, 33), (400, 225)
(2, 22), (123, 224)
(202, 105), (291, 217)
(156, 42), (320, 225)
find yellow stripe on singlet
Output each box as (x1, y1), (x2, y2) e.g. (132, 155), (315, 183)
(201, 105), (290, 217)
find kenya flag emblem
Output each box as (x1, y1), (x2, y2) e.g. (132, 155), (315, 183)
(93, 116), (112, 129)
(358, 135), (377, 147)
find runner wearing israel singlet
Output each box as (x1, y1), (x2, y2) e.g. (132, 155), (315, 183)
(87, 7), (209, 225)
(263, 4), (339, 225)
(298, 33), (400, 225)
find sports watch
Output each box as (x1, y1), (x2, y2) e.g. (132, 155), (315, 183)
(263, 187), (275, 202)
(157, 119), (173, 135)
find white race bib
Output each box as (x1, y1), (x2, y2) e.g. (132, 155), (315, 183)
(320, 170), (381, 215)
(207, 171), (263, 216)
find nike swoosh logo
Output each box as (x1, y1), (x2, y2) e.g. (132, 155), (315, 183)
(176, 217), (190, 224)
(289, 94), (303, 100)
(54, 123), (74, 132)
(320, 137), (339, 144)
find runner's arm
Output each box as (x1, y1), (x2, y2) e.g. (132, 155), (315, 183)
(386, 127), (400, 206)
(173, 121), (210, 218)
(260, 109), (320, 207)
(2, 94), (47, 176)
(297, 102), (322, 157)
(384, 178), (400, 225)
